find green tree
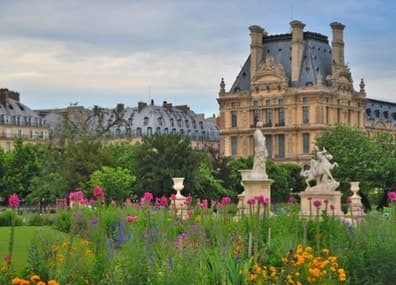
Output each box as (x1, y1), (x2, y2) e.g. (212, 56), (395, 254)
(2, 139), (46, 200)
(60, 138), (114, 193)
(315, 125), (396, 208)
(132, 134), (202, 198)
(89, 166), (136, 203)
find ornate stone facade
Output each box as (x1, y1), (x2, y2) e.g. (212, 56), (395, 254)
(217, 20), (396, 164)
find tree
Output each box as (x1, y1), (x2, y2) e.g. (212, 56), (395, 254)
(1, 139), (46, 200)
(132, 134), (202, 198)
(60, 138), (114, 193)
(315, 125), (396, 208)
(89, 166), (136, 203)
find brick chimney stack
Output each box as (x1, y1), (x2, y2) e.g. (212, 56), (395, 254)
(249, 25), (266, 82)
(290, 20), (305, 84)
(330, 22), (345, 68)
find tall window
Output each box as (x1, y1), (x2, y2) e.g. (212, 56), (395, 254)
(231, 111), (237, 128)
(302, 133), (310, 154)
(278, 134), (285, 158)
(278, 108), (285, 125)
(147, 127), (152, 136)
(253, 109), (260, 125)
(231, 136), (238, 155)
(143, 117), (149, 126)
(265, 109), (272, 126)
(302, 106), (309, 123)
(265, 135), (272, 158)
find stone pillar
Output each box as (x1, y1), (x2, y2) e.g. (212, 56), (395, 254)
(290, 20), (305, 84)
(237, 170), (273, 217)
(330, 22), (345, 69)
(249, 25), (265, 82)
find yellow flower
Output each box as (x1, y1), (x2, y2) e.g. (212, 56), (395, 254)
(30, 274), (41, 282)
(322, 248), (329, 255)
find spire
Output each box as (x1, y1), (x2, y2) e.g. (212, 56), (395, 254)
(359, 78), (366, 96)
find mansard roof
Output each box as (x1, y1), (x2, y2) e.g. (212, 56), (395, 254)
(230, 31), (332, 92)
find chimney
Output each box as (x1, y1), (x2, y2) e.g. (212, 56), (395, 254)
(330, 22), (345, 68)
(162, 101), (172, 111)
(117, 103), (124, 113)
(0, 89), (9, 107)
(290, 20), (305, 84)
(138, 101), (147, 112)
(249, 25), (265, 81)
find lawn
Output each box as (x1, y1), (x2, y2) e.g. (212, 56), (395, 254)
(0, 226), (63, 273)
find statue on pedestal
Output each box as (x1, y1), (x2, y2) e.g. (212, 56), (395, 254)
(303, 146), (338, 188)
(252, 121), (268, 178)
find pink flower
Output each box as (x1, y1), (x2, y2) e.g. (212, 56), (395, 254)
(313, 200), (322, 208)
(170, 194), (176, 201)
(142, 192), (153, 202)
(330, 204), (335, 210)
(184, 195), (193, 205)
(220, 196), (231, 205)
(288, 196), (296, 204)
(126, 215), (138, 224)
(247, 198), (256, 205)
(124, 198), (132, 206)
(347, 198), (352, 204)
(255, 195), (268, 205)
(388, 191), (396, 202)
(307, 197), (312, 201)
(8, 193), (20, 208)
(198, 199), (208, 209)
(69, 190), (84, 202)
(160, 196), (168, 207)
(93, 186), (105, 202)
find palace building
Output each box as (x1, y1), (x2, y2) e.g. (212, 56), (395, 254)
(217, 20), (396, 163)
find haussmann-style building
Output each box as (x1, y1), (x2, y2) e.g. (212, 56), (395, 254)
(217, 20), (396, 164)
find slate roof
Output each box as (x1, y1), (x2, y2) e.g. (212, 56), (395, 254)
(230, 32), (332, 92)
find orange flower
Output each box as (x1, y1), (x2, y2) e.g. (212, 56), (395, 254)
(48, 280), (60, 285)
(30, 274), (41, 282)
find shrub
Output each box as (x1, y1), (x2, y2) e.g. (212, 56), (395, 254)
(0, 209), (23, 226)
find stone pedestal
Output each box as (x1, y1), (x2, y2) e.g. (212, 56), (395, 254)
(345, 181), (364, 222)
(299, 182), (343, 218)
(237, 170), (273, 217)
(171, 177), (187, 218)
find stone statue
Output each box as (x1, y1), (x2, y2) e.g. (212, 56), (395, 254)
(302, 146), (338, 188)
(252, 121), (268, 177)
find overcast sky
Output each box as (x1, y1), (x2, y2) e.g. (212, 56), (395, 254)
(0, 0), (395, 117)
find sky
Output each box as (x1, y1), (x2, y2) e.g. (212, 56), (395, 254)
(0, 0), (395, 117)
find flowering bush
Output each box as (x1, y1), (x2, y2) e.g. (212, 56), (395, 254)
(242, 245), (347, 284)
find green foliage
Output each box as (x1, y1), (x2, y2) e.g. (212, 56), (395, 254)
(61, 139), (114, 192)
(53, 210), (72, 233)
(0, 210), (23, 226)
(316, 125), (396, 204)
(1, 139), (46, 199)
(89, 166), (136, 203)
(132, 134), (203, 197)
